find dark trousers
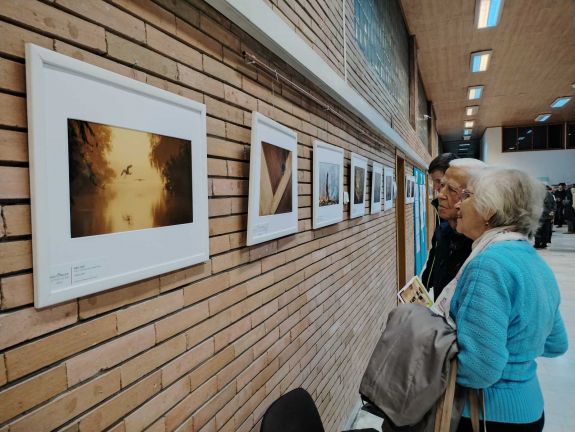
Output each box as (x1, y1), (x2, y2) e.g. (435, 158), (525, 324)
(535, 219), (552, 246)
(456, 413), (544, 432)
(554, 204), (564, 226)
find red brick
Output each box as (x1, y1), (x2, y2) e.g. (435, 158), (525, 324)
(120, 335), (186, 387)
(0, 273), (33, 310)
(192, 382), (236, 430)
(209, 214), (246, 235)
(146, 25), (202, 69)
(0, 0), (106, 51)
(161, 338), (214, 387)
(66, 325), (155, 386)
(55, 0), (146, 42)
(184, 272), (230, 306)
(175, 17), (222, 59)
(187, 346), (234, 391)
(0, 301), (77, 351)
(0, 130), (27, 164)
(205, 96), (244, 124)
(164, 376), (218, 432)
(110, 0), (176, 33)
(211, 249), (250, 273)
(214, 316), (251, 351)
(207, 137), (246, 160)
(0, 21), (53, 59)
(116, 290), (184, 333)
(216, 349), (253, 390)
(155, 300), (210, 342)
(0, 354), (6, 386)
(10, 370), (121, 432)
(186, 312), (231, 349)
(159, 262), (211, 293)
(0, 57), (24, 94)
(178, 63), (225, 99)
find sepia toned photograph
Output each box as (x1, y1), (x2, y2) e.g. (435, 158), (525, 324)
(373, 172), (381, 203)
(68, 119), (193, 238)
(259, 141), (293, 216)
(319, 162), (340, 207)
(354, 166), (365, 204)
(398, 276), (433, 307)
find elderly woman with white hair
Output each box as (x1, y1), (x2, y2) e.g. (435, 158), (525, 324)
(449, 168), (568, 432)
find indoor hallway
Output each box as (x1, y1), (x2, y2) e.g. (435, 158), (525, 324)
(351, 226), (575, 432)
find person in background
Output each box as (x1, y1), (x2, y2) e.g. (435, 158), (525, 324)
(564, 184), (575, 233)
(428, 153), (459, 228)
(421, 158), (486, 299)
(452, 167), (568, 432)
(534, 185), (556, 248)
(553, 183), (567, 227)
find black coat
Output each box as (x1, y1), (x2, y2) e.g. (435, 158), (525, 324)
(421, 221), (472, 299)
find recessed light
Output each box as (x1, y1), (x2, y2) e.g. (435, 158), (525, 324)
(550, 97), (572, 108)
(464, 128), (472, 135)
(535, 114), (551, 122)
(464, 121), (474, 128)
(466, 106), (479, 116)
(470, 51), (492, 72)
(468, 86), (483, 100)
(475, 0), (504, 29)
(463, 136), (471, 141)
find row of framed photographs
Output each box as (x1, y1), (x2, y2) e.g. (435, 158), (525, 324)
(247, 113), (396, 246)
(26, 44), (398, 307)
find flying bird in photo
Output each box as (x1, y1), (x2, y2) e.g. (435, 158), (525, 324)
(120, 164), (133, 176)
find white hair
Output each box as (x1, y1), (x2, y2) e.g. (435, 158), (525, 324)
(449, 158), (487, 170)
(468, 167), (545, 236)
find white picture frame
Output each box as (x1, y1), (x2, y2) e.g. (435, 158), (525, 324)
(350, 153), (368, 218)
(26, 44), (209, 308)
(313, 140), (344, 229)
(371, 162), (383, 214)
(406, 175), (416, 204)
(247, 112), (298, 246)
(383, 166), (394, 211)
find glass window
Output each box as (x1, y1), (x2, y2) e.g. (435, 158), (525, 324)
(548, 124), (564, 149)
(532, 126), (547, 150)
(502, 127), (517, 151)
(517, 127), (533, 151)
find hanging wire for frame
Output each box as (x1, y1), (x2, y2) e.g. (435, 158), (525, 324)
(241, 51), (382, 147)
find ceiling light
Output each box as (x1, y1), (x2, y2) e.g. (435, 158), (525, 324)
(466, 106), (479, 116)
(463, 136), (471, 141)
(464, 128), (472, 135)
(459, 143), (470, 146)
(475, 0), (504, 29)
(571, 82), (575, 89)
(550, 96), (572, 108)
(468, 86), (483, 100)
(535, 114), (551, 122)
(470, 51), (492, 72)
(464, 121), (474, 128)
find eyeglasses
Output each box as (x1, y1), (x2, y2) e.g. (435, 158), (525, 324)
(460, 189), (474, 201)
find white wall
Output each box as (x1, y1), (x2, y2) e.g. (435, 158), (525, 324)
(480, 127), (575, 184)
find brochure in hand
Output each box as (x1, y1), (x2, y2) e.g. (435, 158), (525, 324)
(397, 275), (433, 307)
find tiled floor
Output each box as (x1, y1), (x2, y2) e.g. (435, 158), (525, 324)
(349, 226), (575, 432)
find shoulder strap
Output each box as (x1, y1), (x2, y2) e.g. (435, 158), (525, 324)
(469, 389), (486, 432)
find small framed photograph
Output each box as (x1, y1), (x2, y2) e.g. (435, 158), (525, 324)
(406, 175), (416, 204)
(26, 44), (209, 307)
(383, 166), (394, 211)
(398, 275), (433, 307)
(247, 112), (298, 246)
(313, 140), (344, 229)
(350, 153), (368, 218)
(371, 162), (383, 214)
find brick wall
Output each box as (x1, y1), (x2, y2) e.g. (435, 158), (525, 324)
(0, 0), (427, 431)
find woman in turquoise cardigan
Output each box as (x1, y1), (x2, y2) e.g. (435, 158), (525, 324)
(450, 168), (568, 431)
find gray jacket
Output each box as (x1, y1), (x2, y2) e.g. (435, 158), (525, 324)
(360, 304), (462, 431)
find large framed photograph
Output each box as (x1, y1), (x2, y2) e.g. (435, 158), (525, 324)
(247, 112), (298, 246)
(350, 153), (368, 218)
(26, 44), (209, 307)
(371, 162), (383, 214)
(313, 140), (344, 229)
(406, 175), (416, 204)
(383, 166), (394, 211)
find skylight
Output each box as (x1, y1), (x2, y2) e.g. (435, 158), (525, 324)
(470, 51), (492, 72)
(475, 0), (504, 29)
(464, 129), (472, 135)
(550, 97), (572, 109)
(535, 114), (551, 122)
(466, 106), (479, 116)
(464, 121), (474, 128)
(468, 86), (483, 100)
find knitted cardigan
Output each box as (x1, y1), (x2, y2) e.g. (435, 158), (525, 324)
(450, 240), (568, 423)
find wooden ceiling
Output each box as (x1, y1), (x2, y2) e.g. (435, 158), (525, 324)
(400, 0), (575, 144)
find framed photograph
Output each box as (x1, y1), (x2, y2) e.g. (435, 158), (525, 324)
(313, 140), (344, 229)
(26, 44), (209, 307)
(350, 153), (368, 218)
(371, 162), (383, 214)
(398, 275), (433, 307)
(247, 112), (298, 246)
(406, 175), (416, 204)
(383, 166), (394, 211)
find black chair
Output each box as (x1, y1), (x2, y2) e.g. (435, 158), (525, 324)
(260, 388), (379, 432)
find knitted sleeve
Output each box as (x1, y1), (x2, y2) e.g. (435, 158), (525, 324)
(454, 254), (511, 389)
(543, 309), (568, 357)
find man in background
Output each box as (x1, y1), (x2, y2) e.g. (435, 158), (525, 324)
(428, 153), (458, 228)
(534, 185), (556, 249)
(554, 183), (567, 227)
(421, 158), (486, 299)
